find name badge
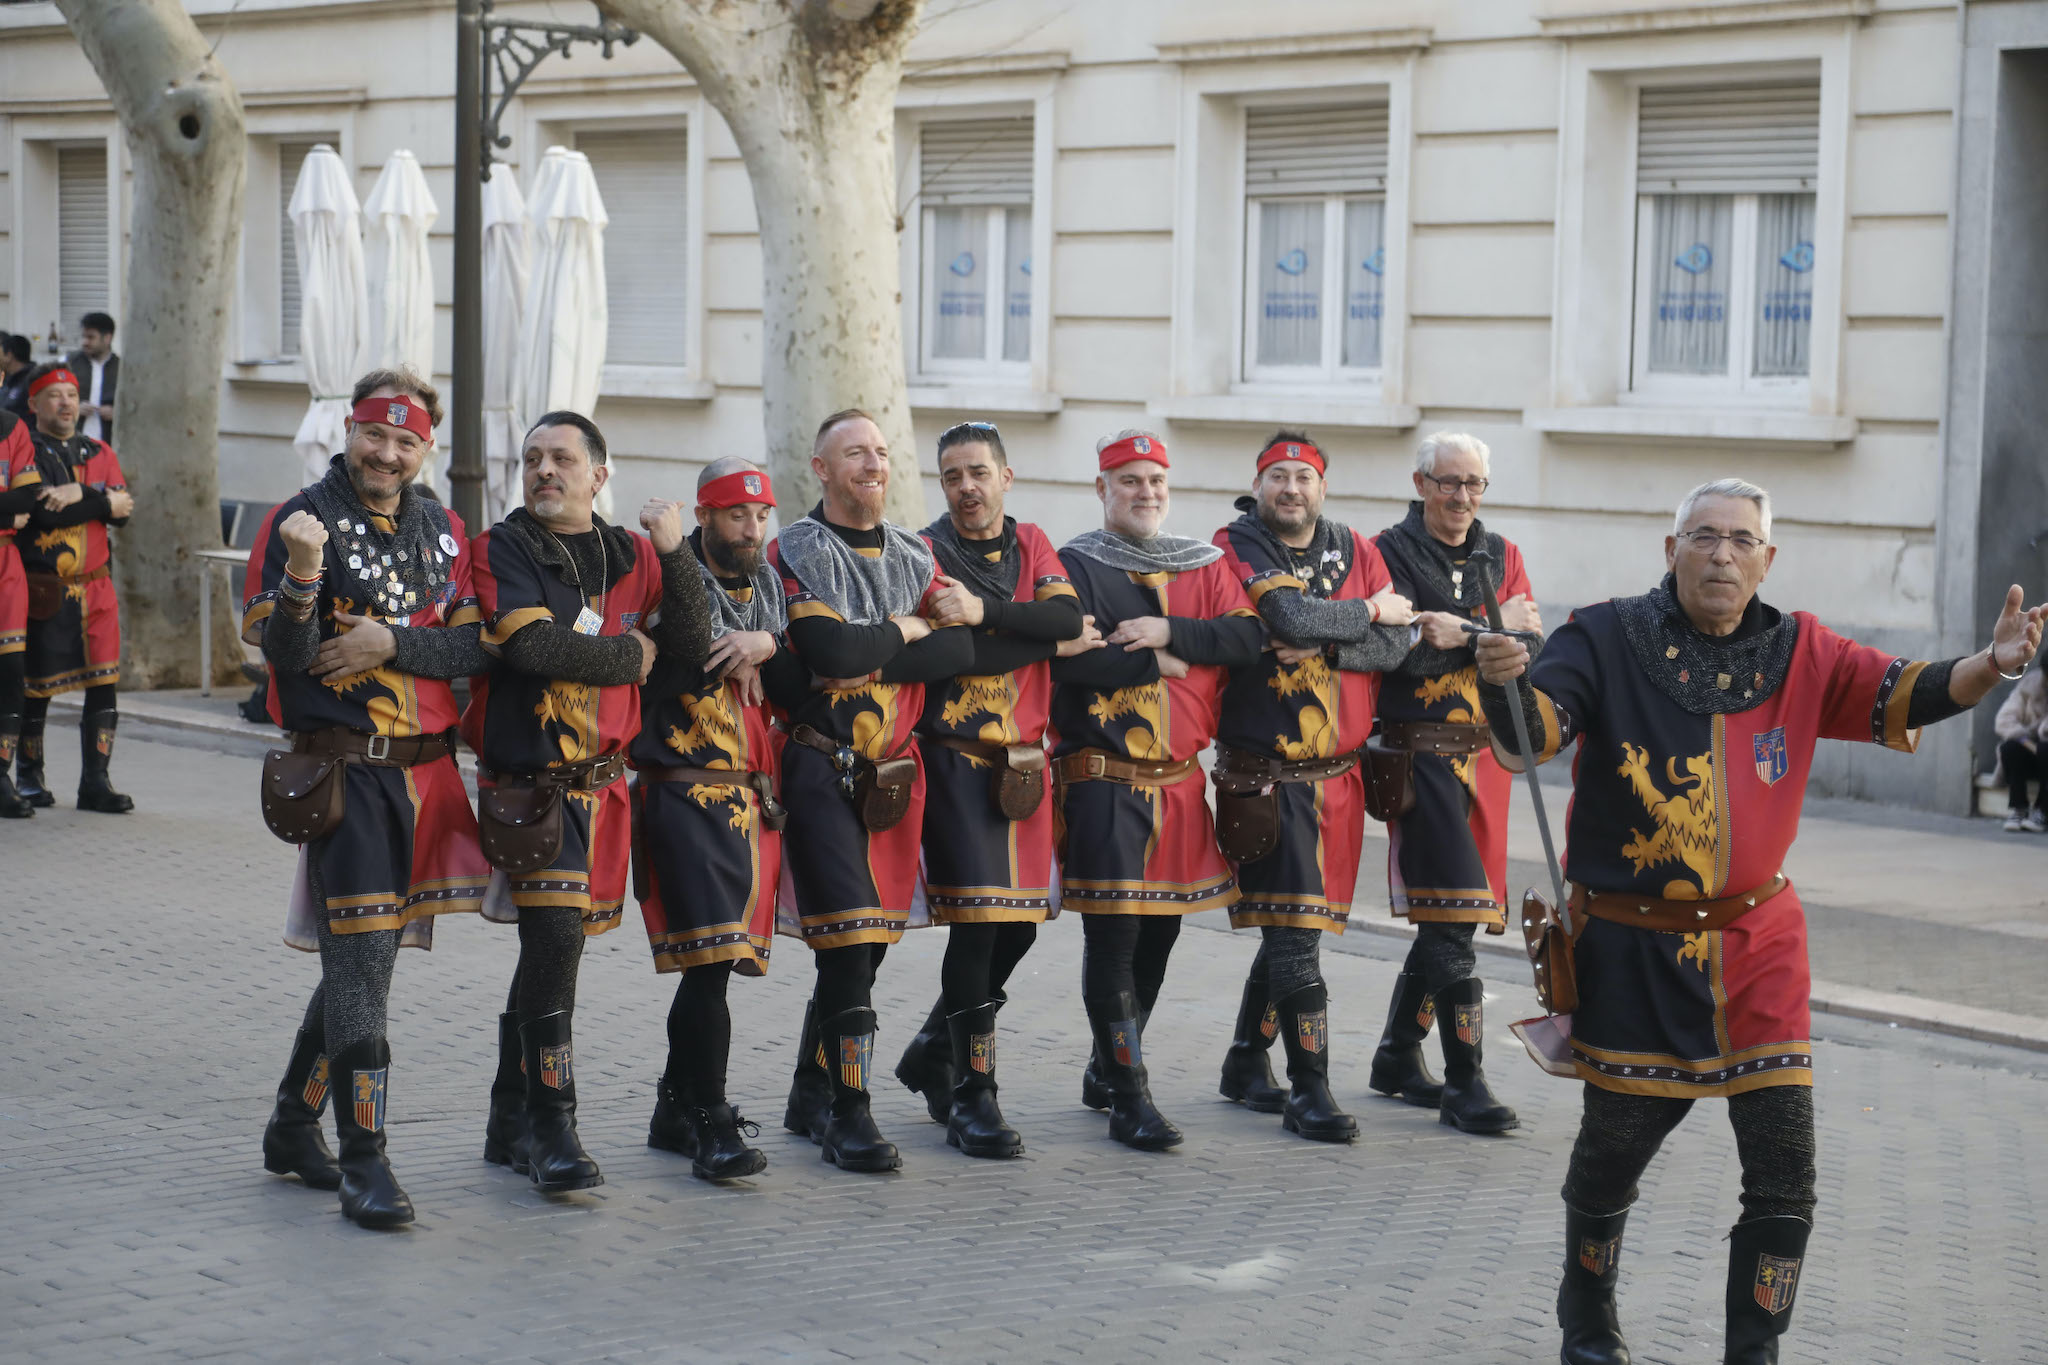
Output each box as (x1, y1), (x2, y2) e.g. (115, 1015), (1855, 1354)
(572, 605), (604, 636)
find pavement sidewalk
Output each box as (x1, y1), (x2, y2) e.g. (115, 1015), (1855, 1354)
(59, 687), (2048, 1053)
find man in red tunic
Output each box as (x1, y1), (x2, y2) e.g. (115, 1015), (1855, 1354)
(0, 408), (37, 817)
(1477, 477), (2045, 1365)
(1211, 431), (1413, 1141)
(14, 364), (135, 812)
(465, 411), (710, 1197)
(1052, 430), (1263, 1150)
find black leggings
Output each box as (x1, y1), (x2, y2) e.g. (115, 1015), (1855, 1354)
(1080, 914), (1182, 1009)
(19, 681), (116, 734)
(940, 921), (1038, 1012)
(1999, 738), (2046, 812)
(1561, 1083), (1818, 1223)
(1402, 920), (1480, 995)
(0, 651), (23, 719)
(504, 907), (585, 1020)
(667, 960), (736, 1100)
(1250, 924), (1322, 1000)
(812, 941), (888, 1022)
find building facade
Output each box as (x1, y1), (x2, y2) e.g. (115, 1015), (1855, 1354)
(0, 0), (1974, 806)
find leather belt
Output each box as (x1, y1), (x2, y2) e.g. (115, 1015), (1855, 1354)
(788, 722), (912, 769)
(27, 563), (112, 587)
(1570, 874), (1789, 934)
(291, 726), (455, 768)
(636, 762), (787, 824)
(1212, 742), (1357, 792)
(933, 734), (1048, 768)
(1055, 748), (1198, 787)
(1382, 720), (1491, 755)
(479, 752), (628, 792)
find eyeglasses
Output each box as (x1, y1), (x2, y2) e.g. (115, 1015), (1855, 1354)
(1424, 475), (1489, 495)
(1676, 529), (1768, 555)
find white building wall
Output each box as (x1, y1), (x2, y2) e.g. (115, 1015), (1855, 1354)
(0, 0), (1966, 798)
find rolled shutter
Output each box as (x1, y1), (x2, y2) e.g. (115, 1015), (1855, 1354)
(575, 127), (689, 366)
(1636, 80), (1821, 194)
(920, 117), (1034, 206)
(277, 138), (329, 358)
(57, 144), (110, 333)
(1245, 102), (1389, 197)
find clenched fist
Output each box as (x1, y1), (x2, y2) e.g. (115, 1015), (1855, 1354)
(106, 488), (134, 520)
(639, 498), (686, 555)
(278, 509), (329, 579)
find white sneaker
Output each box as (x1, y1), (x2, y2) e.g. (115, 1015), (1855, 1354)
(2024, 811), (2046, 834)
(2005, 812), (2025, 832)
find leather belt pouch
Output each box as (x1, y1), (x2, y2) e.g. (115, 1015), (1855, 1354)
(1213, 782), (1279, 864)
(477, 784), (565, 873)
(1359, 738), (1416, 823)
(259, 749), (347, 844)
(992, 743), (1047, 822)
(25, 575), (63, 622)
(858, 755), (916, 833)
(1522, 889), (1580, 1014)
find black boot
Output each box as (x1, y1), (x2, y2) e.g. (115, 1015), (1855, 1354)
(482, 1011), (527, 1168)
(1218, 970), (1287, 1113)
(945, 1001), (1023, 1159)
(1558, 1203), (1632, 1365)
(783, 999), (832, 1143)
(261, 1025), (341, 1189)
(1434, 977), (1519, 1134)
(1085, 991), (1182, 1151)
(1724, 1216), (1811, 1364)
(519, 1011), (603, 1193)
(894, 996), (955, 1125)
(817, 1007), (901, 1172)
(0, 717), (32, 818)
(689, 1101), (767, 1182)
(1082, 1004), (1150, 1112)
(329, 1039), (413, 1228)
(14, 713), (53, 808)
(1274, 981), (1359, 1142)
(76, 712), (133, 814)
(1368, 970), (1444, 1107)
(647, 1071), (699, 1158)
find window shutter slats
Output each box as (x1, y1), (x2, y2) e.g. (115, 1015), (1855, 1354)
(57, 144), (110, 334)
(575, 127), (690, 366)
(278, 139), (326, 358)
(1636, 81), (1821, 193)
(1245, 103), (1389, 196)
(920, 118), (1034, 206)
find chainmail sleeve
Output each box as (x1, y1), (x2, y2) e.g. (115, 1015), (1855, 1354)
(389, 621), (489, 681)
(1257, 588), (1380, 648)
(1332, 623), (1413, 674)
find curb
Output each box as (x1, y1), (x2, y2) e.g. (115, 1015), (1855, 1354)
(58, 692), (2048, 1058)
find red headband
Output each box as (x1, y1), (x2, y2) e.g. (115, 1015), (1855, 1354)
(28, 368), (78, 399)
(1256, 439), (1325, 476)
(1099, 433), (1168, 471)
(697, 468), (776, 509)
(350, 394), (434, 442)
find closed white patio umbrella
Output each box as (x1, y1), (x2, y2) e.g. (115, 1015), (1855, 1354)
(517, 147), (611, 519)
(482, 163), (531, 525)
(362, 149), (441, 490)
(288, 144), (367, 485)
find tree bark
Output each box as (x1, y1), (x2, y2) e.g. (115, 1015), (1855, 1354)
(55, 0), (246, 689)
(599, 0), (927, 525)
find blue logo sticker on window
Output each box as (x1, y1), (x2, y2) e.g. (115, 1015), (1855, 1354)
(1674, 243), (1713, 275)
(948, 252), (977, 277)
(1276, 248), (1310, 276)
(1360, 247), (1385, 277)
(1778, 241), (1814, 274)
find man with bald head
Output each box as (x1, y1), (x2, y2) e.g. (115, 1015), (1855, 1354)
(629, 457), (808, 1182)
(769, 409), (972, 1173)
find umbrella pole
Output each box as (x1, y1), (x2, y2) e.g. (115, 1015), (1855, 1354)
(451, 0), (486, 530)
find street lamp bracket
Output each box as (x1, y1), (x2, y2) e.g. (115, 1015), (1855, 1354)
(479, 0), (638, 176)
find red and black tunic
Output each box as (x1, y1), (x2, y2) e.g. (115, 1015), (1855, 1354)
(1050, 548), (1260, 915)
(1510, 581), (1932, 1098)
(1373, 511), (1534, 929)
(1215, 516), (1394, 933)
(917, 520), (1079, 924)
(0, 414), (34, 658)
(464, 518), (663, 936)
(19, 428), (126, 697)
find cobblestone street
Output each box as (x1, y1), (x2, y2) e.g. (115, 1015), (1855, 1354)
(4, 737), (2045, 1363)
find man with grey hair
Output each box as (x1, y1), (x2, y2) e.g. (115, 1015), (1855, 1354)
(1365, 430), (1540, 1136)
(1475, 476), (2045, 1365)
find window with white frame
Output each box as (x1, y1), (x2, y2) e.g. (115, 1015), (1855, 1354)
(1631, 80), (1819, 396)
(57, 143), (110, 343)
(1242, 102), (1388, 385)
(575, 126), (690, 367)
(917, 116), (1033, 373)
